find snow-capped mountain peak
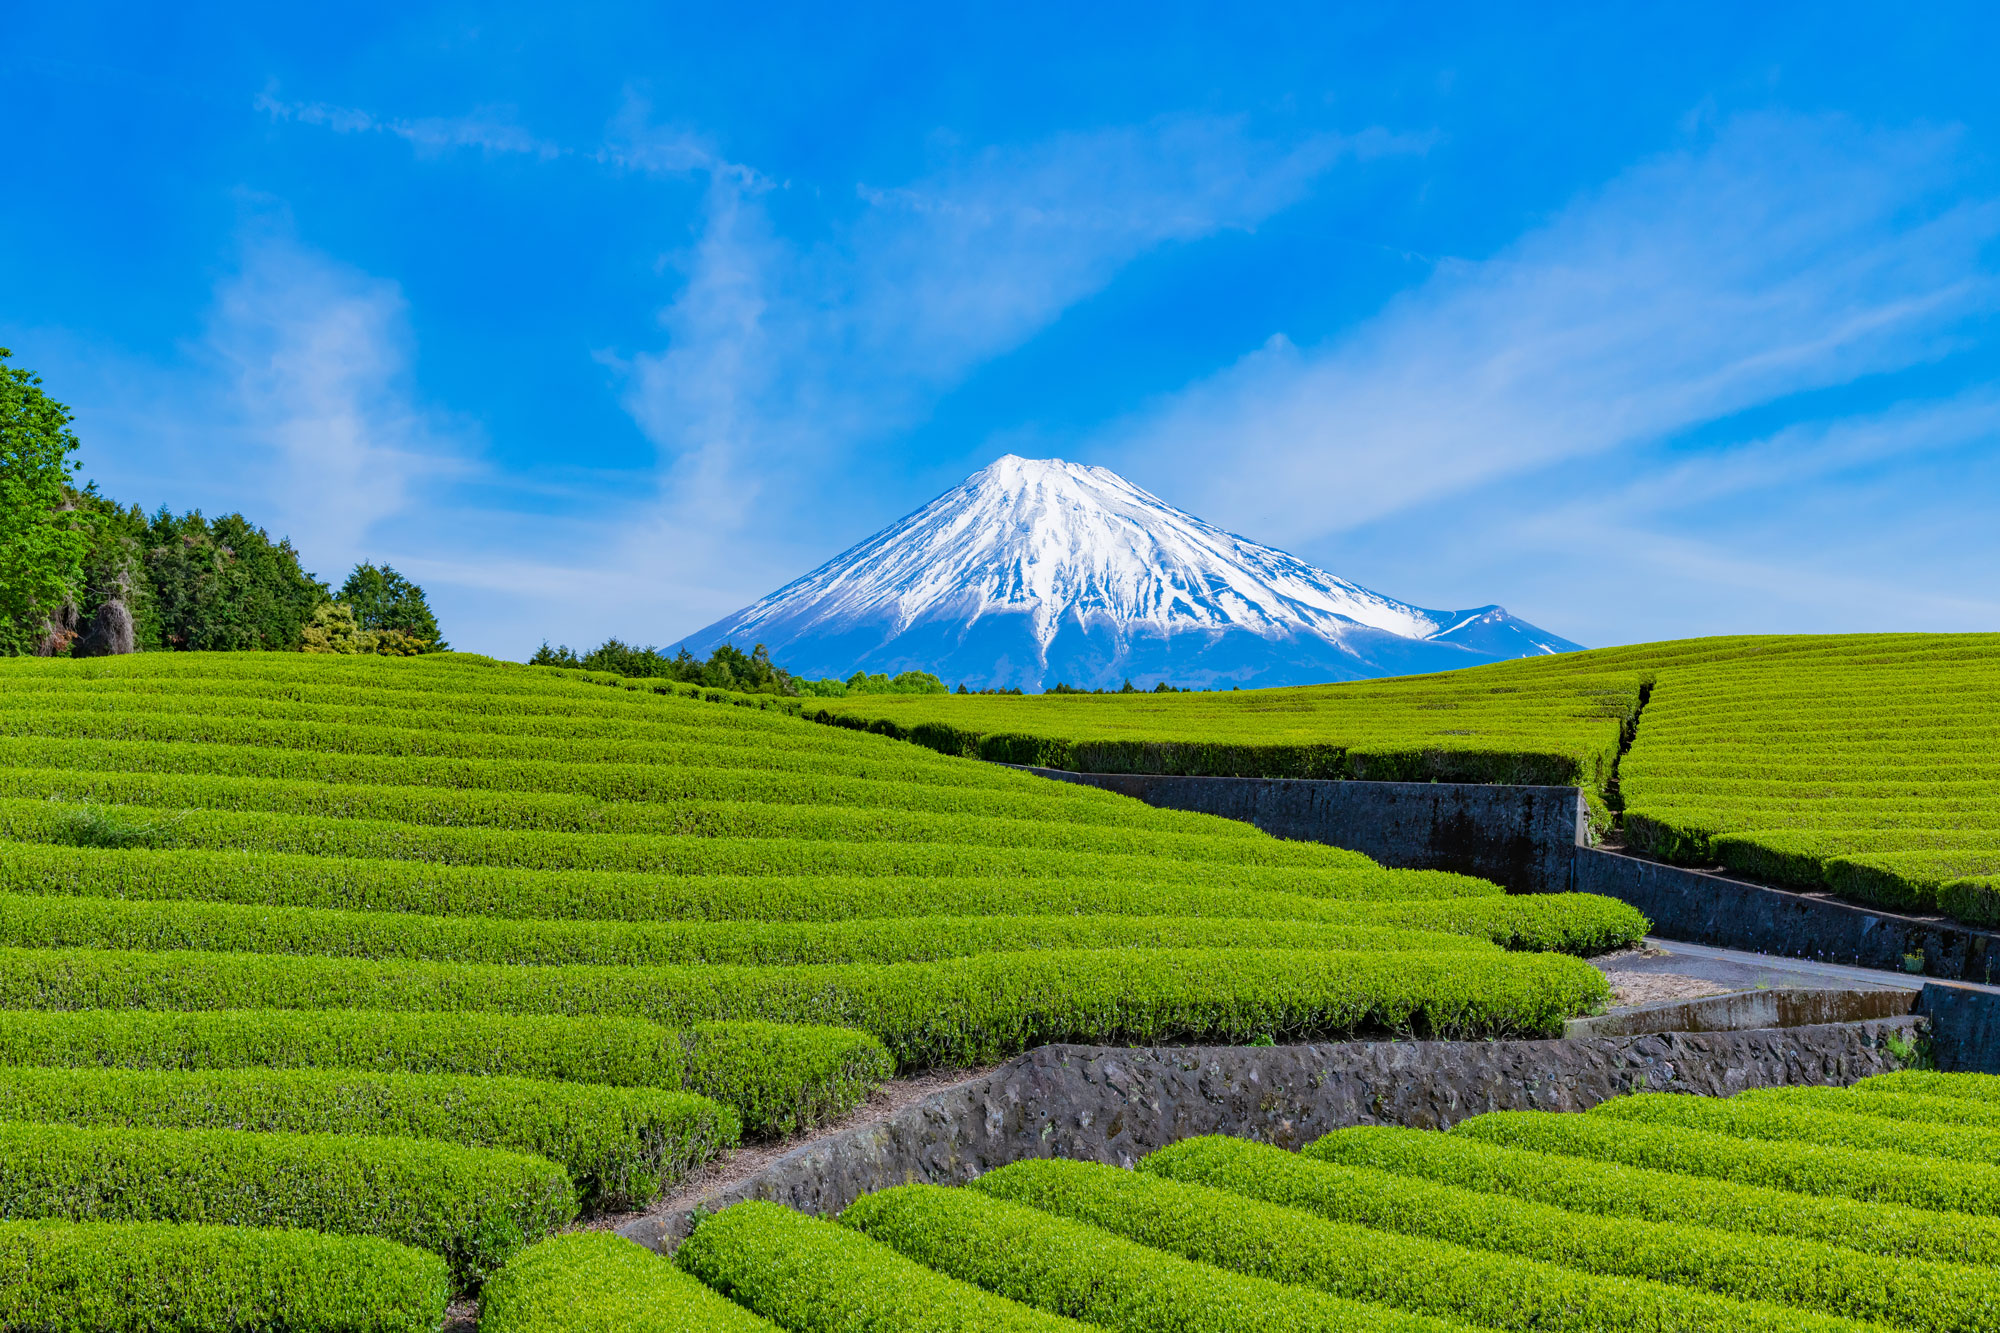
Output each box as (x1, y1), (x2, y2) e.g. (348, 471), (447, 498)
(677, 455), (1578, 690)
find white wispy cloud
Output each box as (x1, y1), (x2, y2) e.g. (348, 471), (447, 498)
(199, 228), (473, 567)
(1096, 113), (1999, 550)
(255, 91), (562, 159)
(613, 114), (1423, 578)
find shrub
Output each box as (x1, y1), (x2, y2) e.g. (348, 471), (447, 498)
(1305, 1123), (2000, 1267)
(0, 1218), (450, 1332)
(683, 1022), (891, 1138)
(480, 1232), (775, 1332)
(0, 1119), (575, 1288)
(677, 1200), (1087, 1331)
(1144, 1133), (1998, 1331)
(0, 891), (1502, 969)
(0, 841), (1488, 925)
(966, 1157), (1863, 1333)
(1857, 1070), (2000, 1103)
(843, 1182), (1478, 1333)
(1591, 1090), (2000, 1166)
(0, 1007), (889, 1137)
(0, 1064), (737, 1211)
(1455, 1110), (2000, 1215)
(0, 943), (1611, 1067)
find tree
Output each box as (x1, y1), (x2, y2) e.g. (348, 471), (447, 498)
(0, 350), (87, 654)
(145, 510), (329, 651)
(339, 562), (446, 651)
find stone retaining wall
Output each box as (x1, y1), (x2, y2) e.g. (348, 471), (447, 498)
(618, 1018), (1917, 1252)
(1021, 768), (1585, 893)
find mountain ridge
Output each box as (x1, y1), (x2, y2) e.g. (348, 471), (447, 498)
(676, 455), (1579, 690)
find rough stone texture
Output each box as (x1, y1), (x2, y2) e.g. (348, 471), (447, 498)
(72, 597), (135, 657)
(1576, 847), (2000, 984)
(1917, 984), (2000, 1073)
(617, 1018), (1918, 1252)
(1023, 769), (1586, 893)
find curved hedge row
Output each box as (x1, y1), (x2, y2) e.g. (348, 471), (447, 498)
(1591, 1090), (2000, 1166)
(0, 1119), (574, 1288)
(4, 769), (1345, 867)
(0, 734), (1252, 836)
(1304, 1123), (2000, 1267)
(481, 1232), (777, 1332)
(1143, 1133), (1996, 1331)
(0, 1219), (450, 1333)
(963, 1157), (1867, 1333)
(838, 1183), (1464, 1333)
(681, 1021), (891, 1138)
(1859, 1069), (2000, 1103)
(1, 799), (1408, 890)
(1746, 1083), (2000, 1131)
(0, 1064), (735, 1211)
(0, 944), (1612, 1066)
(1455, 1110), (2000, 1215)
(679, 1200), (1085, 1332)
(0, 893), (1497, 969)
(0, 843), (1494, 924)
(0, 1008), (890, 1134)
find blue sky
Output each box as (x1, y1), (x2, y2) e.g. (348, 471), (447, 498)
(5, 4), (1997, 658)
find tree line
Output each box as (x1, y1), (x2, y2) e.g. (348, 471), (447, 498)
(1, 349), (444, 657)
(530, 638), (948, 698)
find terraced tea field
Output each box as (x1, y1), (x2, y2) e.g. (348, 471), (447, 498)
(815, 633), (2000, 926)
(483, 1070), (2000, 1331)
(0, 651), (1638, 1327)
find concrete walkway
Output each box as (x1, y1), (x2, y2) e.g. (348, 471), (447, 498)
(1612, 936), (1929, 994)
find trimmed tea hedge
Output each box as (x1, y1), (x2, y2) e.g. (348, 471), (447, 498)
(965, 1157), (1868, 1333)
(1304, 1123), (2000, 1267)
(0, 1064), (735, 1211)
(682, 1021), (892, 1138)
(480, 1232), (777, 1332)
(0, 1219), (450, 1333)
(845, 1180), (1525, 1333)
(1455, 1110), (2000, 1215)
(1857, 1069), (2000, 1103)
(0, 891), (1498, 968)
(0, 944), (1613, 1066)
(1591, 1090), (2000, 1167)
(0, 842), (1495, 923)
(678, 1200), (1084, 1332)
(0, 733), (1254, 836)
(0, 1119), (575, 1288)
(0, 798), (1420, 893)
(1144, 1133), (1998, 1331)
(0, 768), (1361, 868)
(0, 1007), (891, 1133)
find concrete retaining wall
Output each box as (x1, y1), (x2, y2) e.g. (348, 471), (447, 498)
(1022, 768), (1586, 893)
(618, 1018), (1917, 1252)
(1575, 847), (2000, 985)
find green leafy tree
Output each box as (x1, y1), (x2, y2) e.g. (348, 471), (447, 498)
(145, 511), (329, 651)
(339, 562), (446, 651)
(0, 350), (88, 654)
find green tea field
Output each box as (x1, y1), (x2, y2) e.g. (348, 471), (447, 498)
(814, 633), (2000, 926)
(489, 1070), (2000, 1331)
(0, 650), (1640, 1328)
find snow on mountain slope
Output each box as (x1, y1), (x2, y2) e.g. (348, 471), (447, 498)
(676, 456), (1580, 690)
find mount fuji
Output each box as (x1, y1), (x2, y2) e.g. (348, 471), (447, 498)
(676, 456), (1580, 691)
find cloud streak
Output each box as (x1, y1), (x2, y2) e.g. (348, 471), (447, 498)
(1098, 113), (1999, 549)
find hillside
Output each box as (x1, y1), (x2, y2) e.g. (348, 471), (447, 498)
(0, 649), (1639, 1320)
(810, 633), (2000, 925)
